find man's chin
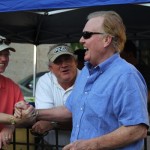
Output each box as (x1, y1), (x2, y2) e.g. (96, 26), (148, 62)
(84, 56), (90, 62)
(62, 75), (73, 81)
(0, 69), (5, 73)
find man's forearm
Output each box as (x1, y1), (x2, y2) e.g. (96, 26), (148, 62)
(94, 125), (147, 149)
(36, 106), (72, 122)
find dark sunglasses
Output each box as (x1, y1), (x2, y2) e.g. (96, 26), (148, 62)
(82, 31), (105, 39)
(0, 38), (11, 45)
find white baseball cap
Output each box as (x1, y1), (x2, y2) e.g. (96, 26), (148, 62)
(0, 35), (15, 52)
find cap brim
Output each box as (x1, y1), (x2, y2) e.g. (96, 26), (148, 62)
(0, 44), (16, 52)
(51, 52), (74, 62)
(4, 47), (16, 52)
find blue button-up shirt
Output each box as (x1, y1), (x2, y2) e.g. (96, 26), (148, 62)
(65, 53), (149, 149)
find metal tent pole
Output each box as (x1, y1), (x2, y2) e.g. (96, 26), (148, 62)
(33, 45), (37, 97)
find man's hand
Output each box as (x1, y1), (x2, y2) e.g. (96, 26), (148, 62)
(21, 105), (36, 119)
(14, 101), (37, 126)
(0, 126), (15, 149)
(32, 121), (53, 134)
(63, 139), (98, 150)
(14, 100), (29, 118)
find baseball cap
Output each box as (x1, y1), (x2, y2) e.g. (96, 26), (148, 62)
(48, 44), (75, 62)
(0, 35), (15, 52)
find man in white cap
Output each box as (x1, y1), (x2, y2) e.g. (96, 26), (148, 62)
(0, 35), (24, 148)
(31, 44), (80, 149)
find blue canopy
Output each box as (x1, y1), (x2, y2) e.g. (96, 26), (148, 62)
(0, 0), (150, 12)
(0, 1), (150, 44)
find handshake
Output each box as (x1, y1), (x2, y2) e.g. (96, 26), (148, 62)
(13, 100), (38, 127)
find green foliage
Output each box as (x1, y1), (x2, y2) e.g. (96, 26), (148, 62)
(70, 43), (84, 51)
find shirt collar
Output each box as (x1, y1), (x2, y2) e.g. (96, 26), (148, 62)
(85, 53), (120, 74)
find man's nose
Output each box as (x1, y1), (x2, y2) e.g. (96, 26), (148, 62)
(60, 59), (70, 67)
(79, 36), (85, 44)
(61, 61), (68, 67)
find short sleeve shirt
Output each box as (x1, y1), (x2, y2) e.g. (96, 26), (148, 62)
(65, 53), (149, 149)
(0, 74), (24, 130)
(35, 70), (80, 109)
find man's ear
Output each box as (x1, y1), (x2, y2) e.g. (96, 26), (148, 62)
(103, 35), (113, 48)
(48, 64), (52, 71)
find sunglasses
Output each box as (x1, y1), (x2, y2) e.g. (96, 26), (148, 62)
(0, 38), (11, 45)
(82, 31), (105, 39)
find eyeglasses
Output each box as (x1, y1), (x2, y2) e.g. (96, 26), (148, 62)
(82, 31), (105, 39)
(0, 38), (11, 45)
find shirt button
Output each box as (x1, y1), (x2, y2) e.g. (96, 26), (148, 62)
(80, 107), (83, 111)
(85, 92), (88, 94)
(77, 124), (79, 128)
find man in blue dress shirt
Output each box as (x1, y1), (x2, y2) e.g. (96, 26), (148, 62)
(15, 10), (149, 150)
